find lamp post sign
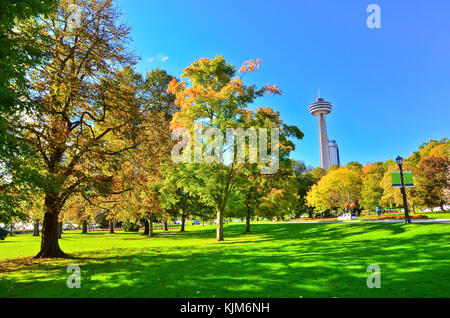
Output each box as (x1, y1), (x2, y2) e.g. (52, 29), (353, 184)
(391, 171), (414, 188)
(392, 156), (413, 224)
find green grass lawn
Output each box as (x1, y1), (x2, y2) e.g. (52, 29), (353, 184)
(0, 223), (449, 298)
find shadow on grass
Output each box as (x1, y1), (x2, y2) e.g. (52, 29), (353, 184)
(0, 223), (449, 298)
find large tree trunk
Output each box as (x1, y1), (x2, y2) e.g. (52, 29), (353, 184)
(109, 219), (115, 234)
(180, 214), (186, 232)
(245, 213), (251, 233)
(33, 222), (40, 237)
(82, 220), (88, 234)
(58, 221), (63, 239)
(34, 195), (66, 258)
(216, 206), (224, 241)
(164, 220), (168, 231)
(143, 219), (149, 235)
(148, 218), (154, 237)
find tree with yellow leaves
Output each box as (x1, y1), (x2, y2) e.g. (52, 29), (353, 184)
(306, 166), (362, 213)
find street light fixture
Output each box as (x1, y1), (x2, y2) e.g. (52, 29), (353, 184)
(396, 155), (412, 224)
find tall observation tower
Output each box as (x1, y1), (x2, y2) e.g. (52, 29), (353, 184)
(309, 95), (332, 170)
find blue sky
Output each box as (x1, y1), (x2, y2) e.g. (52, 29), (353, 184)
(117, 0), (450, 167)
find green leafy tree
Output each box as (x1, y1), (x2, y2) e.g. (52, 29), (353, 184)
(0, 0), (56, 113)
(360, 162), (385, 211)
(167, 57), (302, 240)
(256, 169), (299, 221)
(310, 167), (326, 183)
(361, 174), (384, 211)
(346, 161), (363, 172)
(232, 106), (302, 232)
(142, 68), (177, 121)
(292, 160), (315, 217)
(0, 0), (57, 224)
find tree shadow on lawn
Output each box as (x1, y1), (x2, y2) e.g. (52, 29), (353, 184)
(245, 222), (410, 241)
(145, 222), (413, 243)
(91, 223), (395, 242)
(1, 223), (448, 298)
(61, 222), (404, 244)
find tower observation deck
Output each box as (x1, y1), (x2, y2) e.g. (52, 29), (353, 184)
(309, 97), (333, 169)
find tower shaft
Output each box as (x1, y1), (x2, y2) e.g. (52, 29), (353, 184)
(318, 113), (329, 170)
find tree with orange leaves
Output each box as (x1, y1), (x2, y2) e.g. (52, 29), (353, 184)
(167, 56), (301, 241)
(6, 0), (144, 257)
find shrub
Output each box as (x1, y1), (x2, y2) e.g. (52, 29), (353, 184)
(122, 220), (140, 232)
(365, 215), (428, 220)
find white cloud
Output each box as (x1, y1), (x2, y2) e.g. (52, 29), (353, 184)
(158, 53), (169, 62)
(147, 54), (169, 63)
